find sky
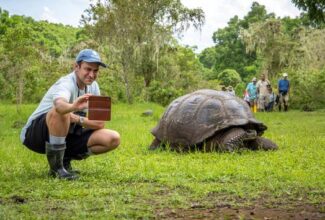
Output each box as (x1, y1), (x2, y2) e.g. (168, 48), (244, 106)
(0, 0), (302, 52)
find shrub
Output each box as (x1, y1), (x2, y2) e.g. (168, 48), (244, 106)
(290, 68), (325, 109)
(217, 69), (242, 87)
(148, 80), (183, 106)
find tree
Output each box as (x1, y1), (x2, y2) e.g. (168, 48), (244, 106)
(291, 0), (325, 25)
(148, 45), (206, 105)
(199, 47), (216, 69)
(0, 8), (81, 104)
(0, 22), (40, 106)
(81, 0), (204, 103)
(240, 19), (293, 78)
(240, 14), (325, 109)
(211, 2), (274, 80)
(216, 69), (242, 87)
(241, 18), (325, 77)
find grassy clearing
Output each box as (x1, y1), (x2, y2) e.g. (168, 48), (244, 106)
(0, 103), (324, 219)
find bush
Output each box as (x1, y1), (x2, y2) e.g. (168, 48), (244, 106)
(290, 68), (325, 109)
(148, 80), (183, 106)
(217, 69), (242, 87)
(235, 82), (246, 98)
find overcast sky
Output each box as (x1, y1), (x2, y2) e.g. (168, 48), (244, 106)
(0, 0), (302, 52)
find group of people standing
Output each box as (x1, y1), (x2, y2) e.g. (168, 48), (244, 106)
(244, 73), (290, 112)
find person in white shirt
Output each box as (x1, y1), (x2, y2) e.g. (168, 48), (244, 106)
(256, 73), (270, 112)
(20, 49), (120, 180)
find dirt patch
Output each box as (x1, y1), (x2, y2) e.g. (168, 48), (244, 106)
(155, 194), (324, 220)
(10, 195), (27, 204)
(157, 204), (324, 219)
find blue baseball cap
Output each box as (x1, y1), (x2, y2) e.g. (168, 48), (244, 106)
(76, 49), (107, 68)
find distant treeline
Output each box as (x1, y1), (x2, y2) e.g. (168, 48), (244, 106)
(0, 1), (324, 109)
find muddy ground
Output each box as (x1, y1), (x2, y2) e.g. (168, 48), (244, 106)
(157, 204), (324, 219)
(155, 195), (324, 219)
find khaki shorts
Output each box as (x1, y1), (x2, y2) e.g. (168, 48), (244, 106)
(279, 92), (289, 105)
(258, 94), (269, 110)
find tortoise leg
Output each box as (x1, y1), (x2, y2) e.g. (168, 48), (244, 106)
(207, 127), (247, 152)
(245, 137), (278, 151)
(203, 139), (218, 152)
(149, 138), (162, 150)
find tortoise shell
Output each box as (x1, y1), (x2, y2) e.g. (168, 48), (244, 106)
(151, 89), (267, 146)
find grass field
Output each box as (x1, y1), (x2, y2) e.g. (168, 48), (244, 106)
(0, 103), (324, 219)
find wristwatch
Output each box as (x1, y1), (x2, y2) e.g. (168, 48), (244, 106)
(79, 116), (85, 125)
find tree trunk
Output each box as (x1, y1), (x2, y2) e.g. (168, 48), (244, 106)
(16, 74), (24, 113)
(122, 65), (132, 104)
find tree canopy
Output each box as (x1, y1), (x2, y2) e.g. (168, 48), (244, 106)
(291, 0), (325, 25)
(81, 0), (204, 103)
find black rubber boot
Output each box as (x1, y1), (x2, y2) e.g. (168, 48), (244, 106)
(45, 142), (78, 180)
(63, 157), (80, 175)
(284, 105), (288, 112)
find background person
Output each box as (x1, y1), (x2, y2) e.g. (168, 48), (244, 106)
(245, 77), (258, 112)
(243, 90), (250, 106)
(256, 73), (270, 112)
(20, 49), (121, 180)
(265, 85), (277, 112)
(278, 72), (290, 111)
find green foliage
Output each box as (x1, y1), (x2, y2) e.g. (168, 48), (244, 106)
(1, 103), (324, 218)
(243, 64), (258, 81)
(241, 19), (290, 78)
(140, 45), (207, 105)
(241, 17), (325, 81)
(82, 0), (205, 103)
(0, 8), (82, 104)
(291, 0), (325, 25)
(290, 68), (325, 109)
(199, 47), (216, 69)
(216, 69), (242, 87)
(197, 79), (222, 91)
(0, 2), (324, 111)
(0, 19), (39, 104)
(97, 69), (127, 103)
(31, 21), (80, 57)
(210, 2), (274, 80)
(290, 27), (325, 70)
(148, 80), (183, 106)
(235, 82), (246, 98)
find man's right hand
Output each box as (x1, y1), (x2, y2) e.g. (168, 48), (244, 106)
(72, 94), (91, 111)
(54, 94), (91, 115)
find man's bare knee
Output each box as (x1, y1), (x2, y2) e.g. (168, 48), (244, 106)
(47, 108), (69, 122)
(46, 108), (70, 135)
(109, 131), (120, 149)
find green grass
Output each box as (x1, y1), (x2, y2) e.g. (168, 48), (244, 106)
(0, 103), (324, 219)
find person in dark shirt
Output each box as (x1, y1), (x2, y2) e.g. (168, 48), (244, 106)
(277, 73), (290, 111)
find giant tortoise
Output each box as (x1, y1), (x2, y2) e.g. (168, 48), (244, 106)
(149, 89), (277, 152)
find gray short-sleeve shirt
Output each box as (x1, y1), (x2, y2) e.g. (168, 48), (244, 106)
(20, 71), (100, 143)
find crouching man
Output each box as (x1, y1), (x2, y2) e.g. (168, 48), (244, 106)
(20, 49), (120, 180)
